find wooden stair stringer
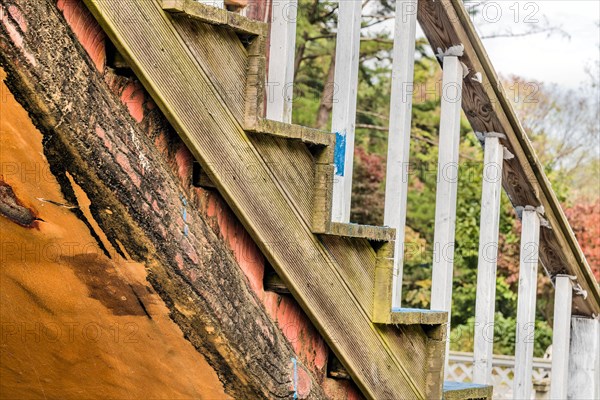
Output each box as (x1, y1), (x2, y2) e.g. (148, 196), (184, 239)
(82, 1), (438, 398)
(168, 12), (249, 124)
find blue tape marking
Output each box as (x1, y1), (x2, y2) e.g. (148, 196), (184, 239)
(292, 357), (298, 399)
(181, 195), (189, 237)
(334, 131), (346, 177)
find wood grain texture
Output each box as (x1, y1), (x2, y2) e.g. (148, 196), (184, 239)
(473, 137), (504, 385)
(442, 382), (493, 400)
(417, 0), (600, 317)
(81, 0), (437, 397)
(385, 0), (418, 308)
(330, 0), (362, 223)
(171, 15), (248, 123)
(550, 275), (573, 400)
(163, 0), (267, 36)
(324, 222), (396, 242)
(249, 118), (334, 146)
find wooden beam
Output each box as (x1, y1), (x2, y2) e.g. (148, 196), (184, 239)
(247, 118), (334, 146)
(442, 382), (492, 400)
(163, 0), (267, 36)
(383, 0), (418, 309)
(266, 0), (297, 123)
(417, 0), (599, 317)
(330, 0), (361, 223)
(322, 222), (395, 242)
(199, 0), (225, 9)
(473, 136), (504, 385)
(550, 274), (573, 400)
(430, 55), (463, 325)
(567, 316), (599, 399)
(513, 208), (541, 400)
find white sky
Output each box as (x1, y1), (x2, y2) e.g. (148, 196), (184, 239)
(448, 1), (600, 89)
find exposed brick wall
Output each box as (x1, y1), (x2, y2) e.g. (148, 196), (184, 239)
(54, 1), (362, 398)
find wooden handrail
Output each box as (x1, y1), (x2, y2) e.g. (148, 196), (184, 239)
(417, 0), (600, 317)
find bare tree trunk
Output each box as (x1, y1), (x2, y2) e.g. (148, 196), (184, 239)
(315, 54), (335, 130)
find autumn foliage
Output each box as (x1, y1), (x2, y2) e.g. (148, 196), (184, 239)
(565, 200), (600, 281)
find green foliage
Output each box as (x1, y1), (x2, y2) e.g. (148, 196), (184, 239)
(290, 0), (591, 356)
(450, 312), (553, 358)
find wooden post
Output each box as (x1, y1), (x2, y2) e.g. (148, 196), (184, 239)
(330, 0), (361, 222)
(567, 316), (599, 399)
(550, 275), (573, 399)
(266, 0), (298, 123)
(383, 0), (418, 309)
(513, 208), (541, 400)
(472, 136), (504, 384)
(430, 55), (463, 320)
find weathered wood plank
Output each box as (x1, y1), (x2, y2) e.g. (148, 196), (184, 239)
(81, 0), (434, 397)
(323, 222), (396, 242)
(163, 0), (267, 36)
(442, 381), (492, 400)
(330, 0), (361, 223)
(266, 0), (297, 123)
(514, 208), (541, 400)
(430, 55), (463, 323)
(170, 15), (248, 123)
(248, 118), (334, 146)
(550, 275), (573, 400)
(321, 235), (439, 395)
(567, 316), (600, 400)
(417, 0), (600, 316)
(248, 134), (316, 222)
(473, 136), (504, 385)
(384, 0), (418, 309)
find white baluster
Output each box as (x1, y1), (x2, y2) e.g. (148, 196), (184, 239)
(514, 208), (541, 400)
(266, 0), (298, 123)
(430, 54), (463, 323)
(384, 0), (418, 309)
(330, 0), (361, 222)
(550, 274), (573, 399)
(473, 136), (504, 384)
(567, 316), (600, 399)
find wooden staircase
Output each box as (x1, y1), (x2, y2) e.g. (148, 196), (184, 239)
(79, 0), (600, 397)
(80, 0), (471, 398)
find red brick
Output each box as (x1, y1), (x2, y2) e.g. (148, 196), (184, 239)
(120, 81), (145, 123)
(56, 0), (106, 73)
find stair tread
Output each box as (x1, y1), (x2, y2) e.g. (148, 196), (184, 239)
(443, 381), (492, 400)
(320, 222), (396, 242)
(248, 119), (334, 147)
(380, 308), (448, 325)
(162, 0), (267, 36)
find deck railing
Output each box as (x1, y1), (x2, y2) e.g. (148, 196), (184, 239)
(447, 350), (552, 399)
(259, 0), (600, 396)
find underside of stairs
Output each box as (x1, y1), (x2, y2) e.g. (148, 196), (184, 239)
(80, 0), (450, 398)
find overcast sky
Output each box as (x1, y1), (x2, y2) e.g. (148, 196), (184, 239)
(459, 1), (600, 89)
